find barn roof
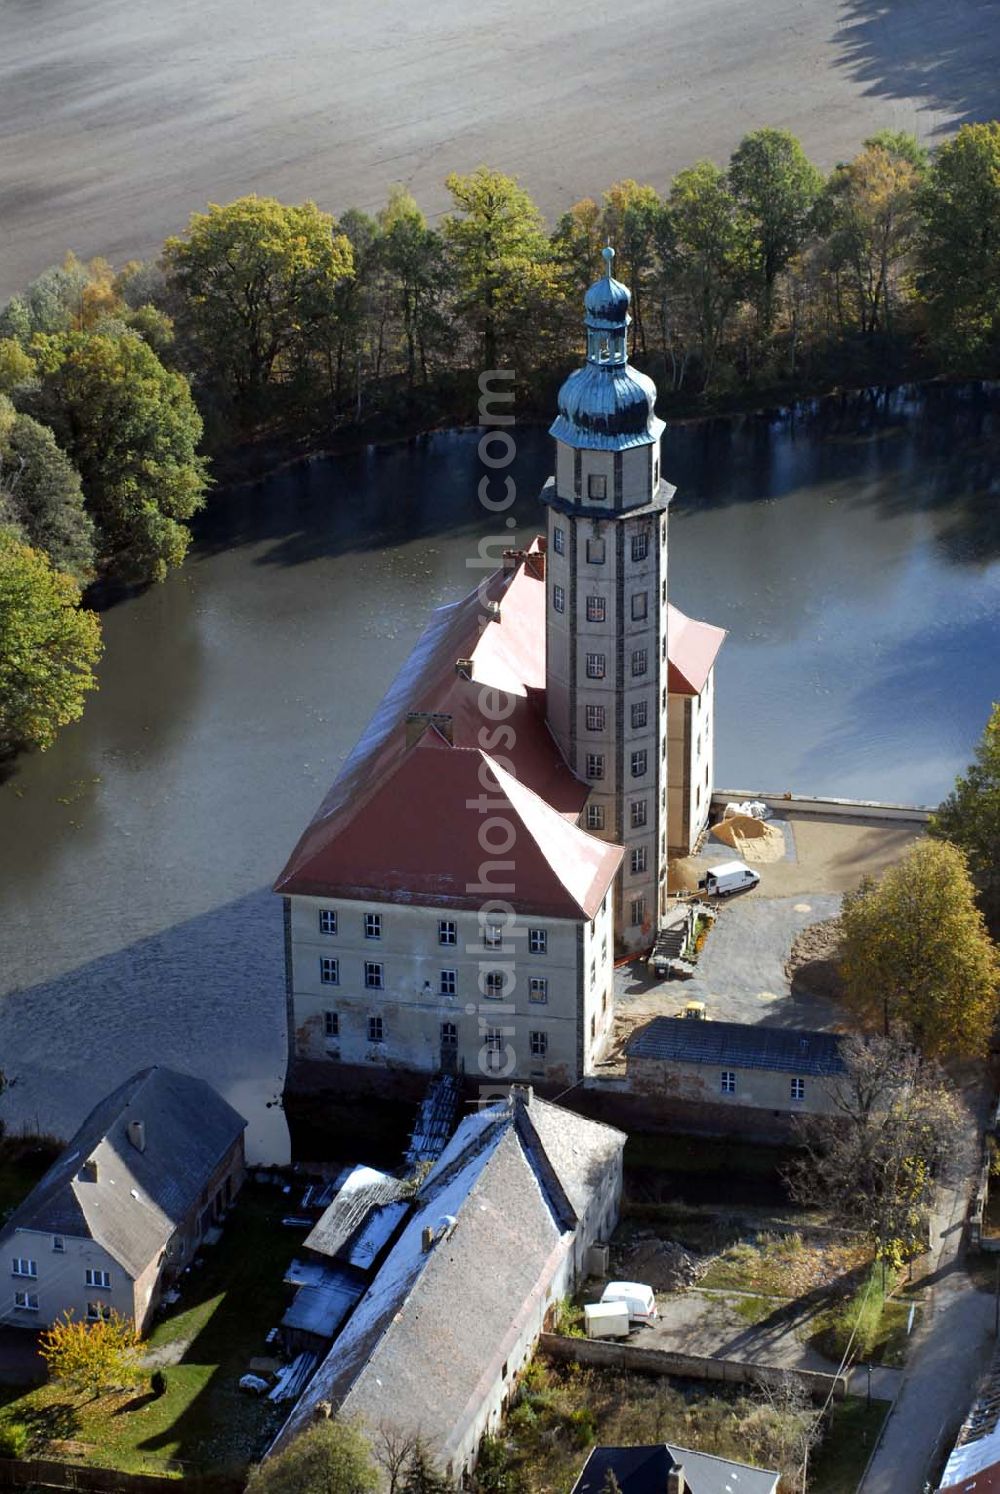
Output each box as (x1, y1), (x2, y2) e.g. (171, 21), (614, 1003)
(627, 1018), (845, 1077)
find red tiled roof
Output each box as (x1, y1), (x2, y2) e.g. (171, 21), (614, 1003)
(667, 603), (726, 695)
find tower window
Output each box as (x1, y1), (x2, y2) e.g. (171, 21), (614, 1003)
(586, 704), (606, 731)
(631, 532), (650, 562)
(586, 753), (605, 780)
(587, 474), (608, 500)
(586, 595), (606, 622)
(631, 846), (647, 874)
(630, 799), (647, 829)
(631, 700), (648, 730)
(586, 803), (605, 831)
(586, 537), (605, 565)
(631, 648), (648, 677)
(631, 749), (648, 777)
(631, 592), (648, 622)
(553, 527), (565, 555)
(585, 653), (606, 679)
(552, 583), (565, 613)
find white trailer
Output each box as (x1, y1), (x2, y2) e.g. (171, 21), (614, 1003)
(583, 1301), (631, 1339)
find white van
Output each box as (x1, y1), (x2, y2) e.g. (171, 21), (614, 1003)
(600, 1281), (657, 1325)
(698, 860), (760, 897)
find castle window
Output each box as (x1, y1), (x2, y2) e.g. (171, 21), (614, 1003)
(585, 653), (606, 679)
(721, 1071), (736, 1095)
(586, 753), (605, 780)
(631, 532), (650, 562)
(553, 527), (565, 555)
(586, 704), (606, 731)
(364, 961), (384, 989)
(483, 971), (505, 1000)
(791, 1078), (806, 1101)
(440, 969), (457, 996)
(630, 799), (647, 829)
(631, 648), (648, 677)
(324, 1011), (339, 1037)
(631, 749), (648, 778)
(631, 846), (647, 874)
(586, 537), (605, 565)
(631, 700), (648, 730)
(631, 592), (648, 622)
(529, 978), (548, 1004)
(368, 1016), (385, 1043)
(629, 897), (646, 926)
(441, 1022), (458, 1049)
(364, 912), (382, 940)
(438, 919), (457, 946)
(483, 922), (504, 948)
(529, 929), (548, 954)
(320, 957), (339, 985)
(319, 908), (338, 935)
(586, 804), (605, 831)
(553, 583), (565, 613)
(588, 474), (608, 500)
(530, 1031), (548, 1058)
(586, 595), (606, 622)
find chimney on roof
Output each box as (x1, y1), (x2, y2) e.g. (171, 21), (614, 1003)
(524, 550), (545, 582)
(405, 711), (454, 748)
(421, 1225), (435, 1253)
(80, 1158), (98, 1183)
(127, 1120), (146, 1154)
(455, 658), (474, 680)
(486, 601), (501, 622)
(667, 1463), (686, 1494)
(511, 1084), (534, 1107)
(502, 548), (525, 573)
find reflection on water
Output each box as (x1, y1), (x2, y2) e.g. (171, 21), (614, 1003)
(0, 384), (998, 1156)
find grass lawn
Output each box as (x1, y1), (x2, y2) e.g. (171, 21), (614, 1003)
(700, 1233), (870, 1298)
(0, 1183), (303, 1478)
(808, 1397), (891, 1493)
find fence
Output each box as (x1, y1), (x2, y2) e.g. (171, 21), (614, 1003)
(0, 1459), (243, 1492)
(539, 1333), (848, 1402)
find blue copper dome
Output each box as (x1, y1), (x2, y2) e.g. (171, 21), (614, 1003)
(550, 247), (665, 452)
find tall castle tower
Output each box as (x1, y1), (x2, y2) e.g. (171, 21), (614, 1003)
(543, 248), (672, 952)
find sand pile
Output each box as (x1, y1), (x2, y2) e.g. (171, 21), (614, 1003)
(711, 813), (787, 864)
(617, 1236), (705, 1293)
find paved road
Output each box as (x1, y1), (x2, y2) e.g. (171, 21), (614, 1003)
(3, 0), (999, 297)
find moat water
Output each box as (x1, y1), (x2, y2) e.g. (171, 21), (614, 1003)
(1, 384), (998, 1159)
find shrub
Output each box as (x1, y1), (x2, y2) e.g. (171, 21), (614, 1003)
(0, 1419), (31, 1457)
(150, 1369), (167, 1398)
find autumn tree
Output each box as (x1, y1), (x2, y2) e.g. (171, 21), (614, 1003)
(378, 188), (452, 390)
(443, 167), (559, 369)
(930, 703), (1000, 934)
(838, 838), (1000, 1057)
(787, 1035), (961, 1262)
(0, 528), (101, 754)
(823, 143), (921, 335)
(246, 1418), (379, 1494)
(729, 128), (823, 335)
(552, 198), (606, 306)
(39, 1309), (140, 1398)
(28, 328), (208, 583)
(163, 195), (354, 406)
(601, 180), (662, 356)
(401, 1443), (452, 1494)
(919, 122), (1000, 365)
(0, 396), (95, 580)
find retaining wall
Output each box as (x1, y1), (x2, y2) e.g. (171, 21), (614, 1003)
(712, 790), (932, 826)
(0, 1460), (241, 1493)
(539, 1333), (847, 1401)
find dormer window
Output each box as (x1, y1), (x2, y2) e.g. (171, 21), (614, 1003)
(588, 474), (607, 501)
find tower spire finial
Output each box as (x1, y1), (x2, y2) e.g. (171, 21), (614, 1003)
(602, 244), (615, 280)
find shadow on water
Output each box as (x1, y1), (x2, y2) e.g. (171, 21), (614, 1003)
(831, 0), (1000, 132)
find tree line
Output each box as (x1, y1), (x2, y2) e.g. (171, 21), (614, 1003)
(2, 121), (1000, 754)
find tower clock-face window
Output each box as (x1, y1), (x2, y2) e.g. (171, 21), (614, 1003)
(588, 474), (607, 500)
(631, 591), (648, 622)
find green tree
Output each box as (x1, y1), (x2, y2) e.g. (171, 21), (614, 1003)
(443, 167), (559, 369)
(823, 144), (921, 335)
(787, 1035), (960, 1262)
(601, 180), (662, 356)
(0, 397), (95, 579)
(729, 128), (823, 334)
(30, 329), (208, 583)
(246, 1419), (379, 1494)
(0, 528), (101, 753)
(930, 703), (1000, 933)
(472, 1435), (527, 1494)
(838, 838), (1000, 1057)
(864, 130), (929, 174)
(658, 161), (749, 390)
(0, 340), (36, 396)
(401, 1443), (452, 1494)
(163, 195), (354, 405)
(919, 122), (1000, 365)
(378, 188), (452, 390)
(39, 1309), (138, 1398)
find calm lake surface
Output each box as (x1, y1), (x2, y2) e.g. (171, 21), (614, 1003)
(1, 384), (998, 1159)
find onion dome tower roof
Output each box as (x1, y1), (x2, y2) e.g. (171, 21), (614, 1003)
(550, 247), (665, 452)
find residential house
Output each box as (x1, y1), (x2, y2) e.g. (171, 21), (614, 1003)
(572, 1444), (779, 1494)
(937, 1346), (1000, 1492)
(0, 1067), (246, 1332)
(273, 1088), (625, 1479)
(666, 605), (726, 855)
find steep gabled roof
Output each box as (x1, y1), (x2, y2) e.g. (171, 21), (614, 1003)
(276, 1092), (625, 1461)
(1, 1068), (246, 1279)
(573, 1444), (779, 1494)
(667, 603), (726, 695)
